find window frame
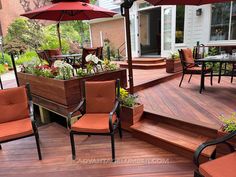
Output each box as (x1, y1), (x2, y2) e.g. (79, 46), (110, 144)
(210, 1), (236, 41)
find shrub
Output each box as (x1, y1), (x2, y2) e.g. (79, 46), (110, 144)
(0, 53), (12, 67)
(0, 64), (6, 74)
(16, 51), (39, 65)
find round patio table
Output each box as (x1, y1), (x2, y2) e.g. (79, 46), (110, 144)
(51, 53), (82, 65)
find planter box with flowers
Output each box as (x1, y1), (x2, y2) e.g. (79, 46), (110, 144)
(166, 52), (182, 73)
(119, 88), (144, 131)
(18, 55), (127, 116)
(216, 112), (236, 156)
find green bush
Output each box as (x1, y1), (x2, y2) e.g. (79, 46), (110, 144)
(0, 53), (12, 67)
(16, 51), (39, 65)
(0, 64), (6, 74)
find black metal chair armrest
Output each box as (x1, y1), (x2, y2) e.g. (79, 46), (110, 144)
(194, 131), (236, 167)
(109, 100), (120, 132)
(67, 98), (85, 128)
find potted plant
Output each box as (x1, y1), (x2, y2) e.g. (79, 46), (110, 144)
(217, 112), (236, 155)
(119, 88), (144, 131)
(166, 51), (182, 73)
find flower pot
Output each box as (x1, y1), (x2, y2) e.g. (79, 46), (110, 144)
(216, 129), (236, 156)
(166, 59), (182, 73)
(120, 104), (144, 131)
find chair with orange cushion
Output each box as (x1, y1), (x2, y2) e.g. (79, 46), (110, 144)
(67, 80), (122, 162)
(178, 48), (213, 87)
(0, 84), (42, 160)
(194, 131), (236, 177)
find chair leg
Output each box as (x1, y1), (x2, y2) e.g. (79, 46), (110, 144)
(34, 132), (42, 160)
(111, 134), (115, 162)
(118, 121), (123, 139)
(70, 132), (76, 160)
(194, 170), (204, 177)
(211, 70), (213, 86)
(218, 62), (223, 83)
(188, 74), (192, 83)
(231, 65), (234, 83)
(179, 73), (185, 87)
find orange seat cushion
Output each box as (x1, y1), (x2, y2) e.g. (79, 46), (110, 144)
(71, 114), (117, 133)
(0, 86), (29, 124)
(182, 48), (195, 65)
(85, 80), (116, 113)
(199, 152), (236, 177)
(0, 118), (33, 142)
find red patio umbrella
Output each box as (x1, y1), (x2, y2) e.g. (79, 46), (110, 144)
(21, 0), (116, 49)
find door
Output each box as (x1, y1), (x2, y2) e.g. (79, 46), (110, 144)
(161, 6), (175, 57)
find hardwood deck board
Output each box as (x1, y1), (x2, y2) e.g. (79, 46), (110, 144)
(0, 123), (194, 177)
(138, 75), (236, 130)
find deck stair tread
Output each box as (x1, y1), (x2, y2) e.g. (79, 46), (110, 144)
(120, 62), (166, 69)
(131, 58), (165, 64)
(131, 119), (216, 158)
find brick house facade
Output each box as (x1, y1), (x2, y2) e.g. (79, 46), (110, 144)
(0, 0), (43, 36)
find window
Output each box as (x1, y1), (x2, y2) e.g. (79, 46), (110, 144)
(175, 5), (185, 43)
(210, 2), (236, 41)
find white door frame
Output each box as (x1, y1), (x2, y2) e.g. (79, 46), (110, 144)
(161, 6), (176, 57)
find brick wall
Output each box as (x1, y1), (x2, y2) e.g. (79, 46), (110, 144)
(0, 0), (36, 36)
(90, 18), (126, 56)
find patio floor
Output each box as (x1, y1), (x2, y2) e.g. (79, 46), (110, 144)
(0, 123), (194, 177)
(138, 74), (236, 130)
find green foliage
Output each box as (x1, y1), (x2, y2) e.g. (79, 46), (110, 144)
(119, 88), (138, 108)
(208, 47), (218, 56)
(169, 51), (180, 60)
(0, 53), (12, 67)
(120, 88), (129, 101)
(76, 68), (87, 77)
(55, 66), (73, 80)
(103, 58), (119, 71)
(0, 64), (6, 74)
(219, 112), (236, 133)
(16, 51), (39, 65)
(4, 18), (43, 53)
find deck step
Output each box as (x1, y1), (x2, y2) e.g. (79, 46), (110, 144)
(131, 119), (216, 159)
(120, 62), (166, 70)
(131, 58), (165, 64)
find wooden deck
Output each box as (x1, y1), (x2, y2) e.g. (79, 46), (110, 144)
(138, 75), (236, 130)
(0, 123), (194, 177)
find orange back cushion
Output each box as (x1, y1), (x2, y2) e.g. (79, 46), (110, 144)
(182, 48), (194, 64)
(85, 80), (116, 113)
(0, 86), (29, 123)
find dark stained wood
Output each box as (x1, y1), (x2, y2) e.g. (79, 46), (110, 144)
(120, 104), (144, 131)
(18, 69), (127, 106)
(0, 123), (195, 177)
(137, 75), (236, 130)
(166, 60), (182, 73)
(131, 119), (216, 160)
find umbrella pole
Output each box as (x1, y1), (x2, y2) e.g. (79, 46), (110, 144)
(57, 23), (62, 50)
(124, 7), (134, 94)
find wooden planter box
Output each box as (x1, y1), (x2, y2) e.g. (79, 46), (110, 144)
(216, 129), (236, 156)
(18, 69), (127, 116)
(166, 59), (182, 73)
(120, 104), (144, 131)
